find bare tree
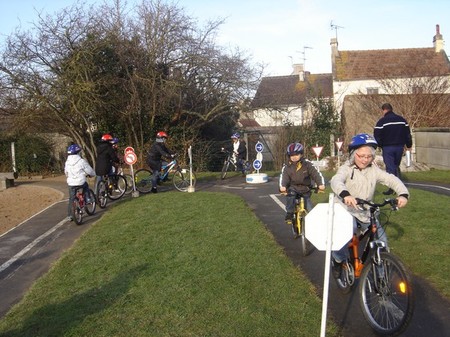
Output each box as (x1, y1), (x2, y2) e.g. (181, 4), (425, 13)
(0, 0), (261, 167)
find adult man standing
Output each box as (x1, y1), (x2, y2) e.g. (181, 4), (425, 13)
(374, 103), (412, 195)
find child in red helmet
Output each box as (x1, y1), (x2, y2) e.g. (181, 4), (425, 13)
(146, 131), (174, 193)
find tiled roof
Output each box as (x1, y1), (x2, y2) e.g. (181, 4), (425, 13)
(250, 73), (333, 108)
(335, 48), (450, 81)
(238, 118), (261, 128)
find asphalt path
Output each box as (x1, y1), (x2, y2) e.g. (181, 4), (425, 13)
(1, 176), (449, 337)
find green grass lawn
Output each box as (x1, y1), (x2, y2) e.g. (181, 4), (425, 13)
(0, 192), (340, 337)
(0, 169), (448, 336)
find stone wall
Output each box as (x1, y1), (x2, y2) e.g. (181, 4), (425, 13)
(414, 128), (450, 170)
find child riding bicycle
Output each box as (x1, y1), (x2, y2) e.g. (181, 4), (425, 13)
(64, 144), (96, 221)
(230, 132), (247, 176)
(146, 131), (175, 193)
(329, 133), (409, 277)
(279, 142), (325, 225)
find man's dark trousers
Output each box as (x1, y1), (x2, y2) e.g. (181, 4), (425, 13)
(382, 145), (404, 178)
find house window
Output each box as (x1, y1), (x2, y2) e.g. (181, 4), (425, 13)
(366, 87), (379, 94)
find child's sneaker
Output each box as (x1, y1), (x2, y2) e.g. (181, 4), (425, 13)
(284, 213), (293, 225)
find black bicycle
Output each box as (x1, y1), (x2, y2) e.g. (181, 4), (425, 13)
(96, 174), (128, 208)
(220, 148), (251, 179)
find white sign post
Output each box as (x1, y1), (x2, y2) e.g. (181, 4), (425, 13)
(305, 194), (354, 337)
(246, 141), (268, 184)
(187, 145), (195, 193)
(311, 144), (324, 170)
(335, 138), (344, 167)
(124, 147), (139, 197)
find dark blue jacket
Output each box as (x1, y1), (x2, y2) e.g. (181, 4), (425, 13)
(374, 111), (412, 148)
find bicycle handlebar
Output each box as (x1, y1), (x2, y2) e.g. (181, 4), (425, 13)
(355, 198), (398, 210)
(280, 185), (321, 196)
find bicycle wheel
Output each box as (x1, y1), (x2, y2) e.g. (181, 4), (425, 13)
(334, 260), (355, 294)
(72, 198), (83, 225)
(221, 160), (230, 179)
(300, 213), (312, 256)
(107, 175), (127, 200)
(135, 168), (153, 194)
(96, 180), (108, 208)
(85, 189), (96, 215)
(359, 252), (414, 336)
(123, 174), (134, 195)
(243, 161), (251, 175)
(172, 167), (196, 192)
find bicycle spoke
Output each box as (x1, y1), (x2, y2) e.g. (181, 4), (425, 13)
(359, 252), (414, 335)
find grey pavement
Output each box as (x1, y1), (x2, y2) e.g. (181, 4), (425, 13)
(1, 175), (449, 337)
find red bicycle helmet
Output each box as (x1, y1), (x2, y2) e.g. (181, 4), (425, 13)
(156, 131), (168, 138)
(101, 134), (113, 142)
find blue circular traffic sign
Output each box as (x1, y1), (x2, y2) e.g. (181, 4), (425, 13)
(253, 159), (262, 170)
(255, 142), (264, 153)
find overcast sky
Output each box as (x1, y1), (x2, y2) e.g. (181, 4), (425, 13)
(1, 0), (449, 76)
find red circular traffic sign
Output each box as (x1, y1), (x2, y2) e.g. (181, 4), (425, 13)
(124, 146), (135, 154)
(124, 151), (137, 165)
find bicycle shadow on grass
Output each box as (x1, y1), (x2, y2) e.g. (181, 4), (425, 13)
(384, 220), (405, 241)
(0, 264), (148, 337)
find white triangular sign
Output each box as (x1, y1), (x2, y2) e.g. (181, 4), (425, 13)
(312, 146), (323, 158)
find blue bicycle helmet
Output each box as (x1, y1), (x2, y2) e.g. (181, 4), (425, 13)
(231, 132), (240, 139)
(110, 137), (119, 144)
(348, 133), (378, 152)
(286, 142), (304, 155)
(67, 144), (81, 155)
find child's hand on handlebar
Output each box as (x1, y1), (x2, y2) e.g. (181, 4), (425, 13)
(396, 196), (408, 208)
(343, 195), (359, 209)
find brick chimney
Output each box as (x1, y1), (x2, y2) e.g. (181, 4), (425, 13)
(433, 24), (444, 52)
(291, 63), (305, 81)
(330, 38), (339, 79)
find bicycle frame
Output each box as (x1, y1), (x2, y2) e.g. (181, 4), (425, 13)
(159, 159), (178, 181)
(348, 200), (389, 278)
(222, 150), (238, 169)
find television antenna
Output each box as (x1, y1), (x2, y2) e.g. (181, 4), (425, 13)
(330, 21), (344, 41)
(295, 46), (313, 70)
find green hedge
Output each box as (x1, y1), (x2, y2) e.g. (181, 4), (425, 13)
(0, 134), (56, 175)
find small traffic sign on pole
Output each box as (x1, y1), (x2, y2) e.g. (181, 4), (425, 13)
(255, 142), (264, 153)
(124, 151), (137, 165)
(124, 146), (135, 154)
(312, 145), (323, 160)
(335, 139), (343, 151)
(253, 159), (262, 171)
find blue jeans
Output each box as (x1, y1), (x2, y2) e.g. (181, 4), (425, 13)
(332, 218), (388, 263)
(285, 189), (313, 215)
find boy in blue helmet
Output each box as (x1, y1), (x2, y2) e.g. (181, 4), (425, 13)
(330, 133), (409, 277)
(64, 143), (96, 221)
(279, 142), (326, 232)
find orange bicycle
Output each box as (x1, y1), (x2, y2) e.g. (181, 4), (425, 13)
(332, 198), (414, 335)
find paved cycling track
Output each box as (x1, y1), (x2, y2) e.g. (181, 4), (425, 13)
(0, 177), (449, 337)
